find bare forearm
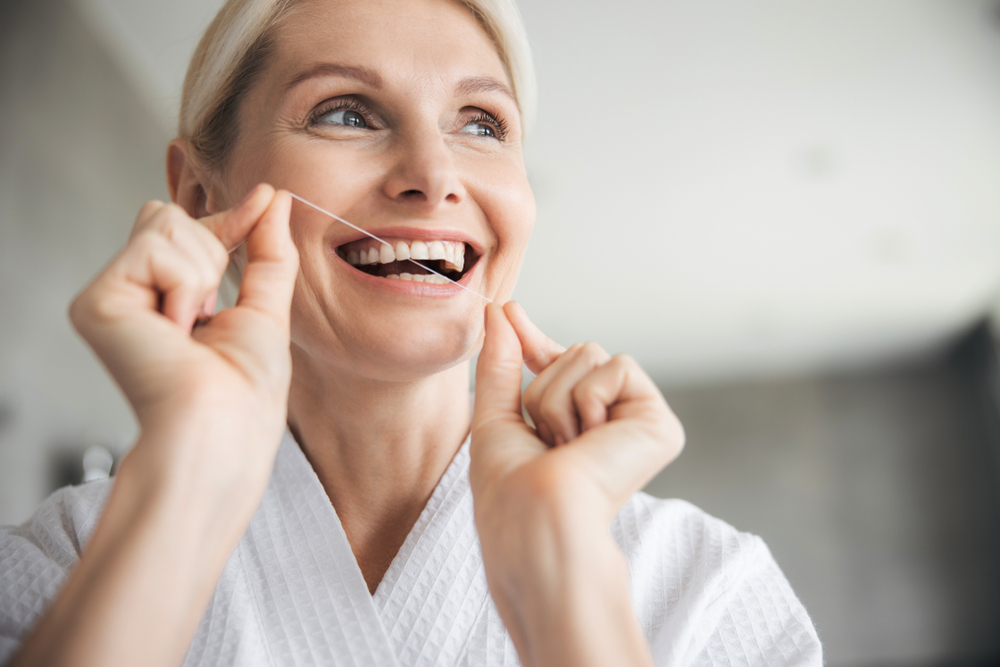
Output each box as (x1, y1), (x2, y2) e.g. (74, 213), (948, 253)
(482, 504), (655, 667)
(10, 443), (257, 667)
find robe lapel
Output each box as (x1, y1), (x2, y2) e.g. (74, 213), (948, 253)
(238, 431), (401, 666)
(373, 437), (497, 667)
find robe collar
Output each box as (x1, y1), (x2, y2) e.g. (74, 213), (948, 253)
(236, 429), (489, 666)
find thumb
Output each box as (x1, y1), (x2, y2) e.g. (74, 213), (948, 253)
(473, 302), (526, 429)
(503, 301), (566, 375)
(235, 189), (298, 319)
(199, 183), (275, 252)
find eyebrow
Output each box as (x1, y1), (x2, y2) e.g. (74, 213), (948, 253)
(455, 76), (515, 103)
(285, 62), (383, 90)
(285, 64), (515, 106)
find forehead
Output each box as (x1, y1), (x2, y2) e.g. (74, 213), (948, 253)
(270, 0), (510, 93)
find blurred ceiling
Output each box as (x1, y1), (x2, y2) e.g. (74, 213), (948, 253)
(73, 0), (1000, 383)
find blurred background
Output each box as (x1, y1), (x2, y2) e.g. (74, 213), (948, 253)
(1, 0), (999, 664)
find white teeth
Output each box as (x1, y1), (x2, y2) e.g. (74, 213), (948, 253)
(410, 240), (429, 260)
(343, 239), (468, 275)
(382, 272), (453, 284)
(443, 244), (464, 273)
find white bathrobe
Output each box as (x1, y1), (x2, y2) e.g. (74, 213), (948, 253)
(0, 431), (822, 666)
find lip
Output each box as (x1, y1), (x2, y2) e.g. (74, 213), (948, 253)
(330, 225), (484, 298)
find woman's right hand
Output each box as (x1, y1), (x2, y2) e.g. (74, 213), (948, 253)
(69, 183), (299, 516)
(10, 185), (298, 667)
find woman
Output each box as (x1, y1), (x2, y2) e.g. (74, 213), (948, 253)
(0, 0), (821, 664)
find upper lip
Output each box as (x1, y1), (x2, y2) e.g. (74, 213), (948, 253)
(331, 225), (485, 256)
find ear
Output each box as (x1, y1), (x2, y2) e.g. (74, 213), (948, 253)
(167, 139), (215, 218)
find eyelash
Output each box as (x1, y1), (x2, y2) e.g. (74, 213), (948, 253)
(466, 111), (509, 142)
(307, 98), (509, 142)
(308, 98), (372, 128)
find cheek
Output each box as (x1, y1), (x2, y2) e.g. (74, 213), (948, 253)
(479, 168), (536, 298)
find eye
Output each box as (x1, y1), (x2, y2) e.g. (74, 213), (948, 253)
(318, 108), (368, 128)
(460, 122), (496, 138)
(459, 111), (508, 141)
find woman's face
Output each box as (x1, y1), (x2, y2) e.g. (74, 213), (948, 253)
(223, 0), (534, 382)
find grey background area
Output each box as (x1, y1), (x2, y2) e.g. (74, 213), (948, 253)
(645, 350), (1000, 665)
(0, 0), (165, 524)
(2, 0), (1000, 665)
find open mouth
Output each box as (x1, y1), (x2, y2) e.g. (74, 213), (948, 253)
(336, 237), (476, 284)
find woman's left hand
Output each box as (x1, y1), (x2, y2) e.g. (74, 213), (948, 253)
(470, 301), (685, 667)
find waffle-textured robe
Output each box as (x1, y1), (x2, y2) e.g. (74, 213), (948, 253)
(1, 431), (822, 666)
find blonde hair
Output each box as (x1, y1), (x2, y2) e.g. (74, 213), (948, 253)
(179, 0), (536, 172)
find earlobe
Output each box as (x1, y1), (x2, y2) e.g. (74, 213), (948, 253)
(166, 139), (212, 218)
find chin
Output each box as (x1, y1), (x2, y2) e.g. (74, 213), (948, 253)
(295, 307), (482, 384)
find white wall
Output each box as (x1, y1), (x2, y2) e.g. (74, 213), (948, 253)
(64, 0), (1000, 382)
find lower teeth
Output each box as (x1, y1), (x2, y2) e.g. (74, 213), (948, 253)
(387, 273), (450, 284)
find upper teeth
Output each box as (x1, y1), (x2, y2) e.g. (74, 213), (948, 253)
(342, 239), (465, 273)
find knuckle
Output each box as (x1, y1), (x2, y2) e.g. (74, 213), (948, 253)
(612, 352), (635, 366)
(522, 379), (542, 408)
(207, 238), (230, 271)
(571, 380), (596, 403)
(137, 199), (166, 219)
(157, 205), (187, 233)
(580, 341), (608, 364)
(538, 394), (567, 427)
(132, 228), (166, 254)
(147, 203), (189, 237)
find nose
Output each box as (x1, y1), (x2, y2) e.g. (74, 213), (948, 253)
(382, 128), (465, 212)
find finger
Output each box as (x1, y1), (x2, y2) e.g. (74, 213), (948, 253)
(534, 342), (611, 444)
(570, 355), (685, 504)
(199, 183), (274, 252)
(521, 342), (606, 444)
(201, 291), (218, 319)
(129, 200), (169, 240)
(234, 190), (299, 320)
(122, 232), (216, 331)
(473, 302), (526, 429)
(503, 301), (565, 375)
(131, 202), (233, 290)
(147, 209), (229, 299)
(522, 344), (581, 444)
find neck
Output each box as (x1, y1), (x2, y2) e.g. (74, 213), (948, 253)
(286, 350), (472, 593)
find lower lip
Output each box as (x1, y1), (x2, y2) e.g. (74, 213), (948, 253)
(333, 251), (479, 298)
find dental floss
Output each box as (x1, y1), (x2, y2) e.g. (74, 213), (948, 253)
(288, 192), (493, 302)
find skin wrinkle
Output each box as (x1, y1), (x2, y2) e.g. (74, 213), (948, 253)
(15, 1), (694, 664)
(210, 0), (533, 593)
